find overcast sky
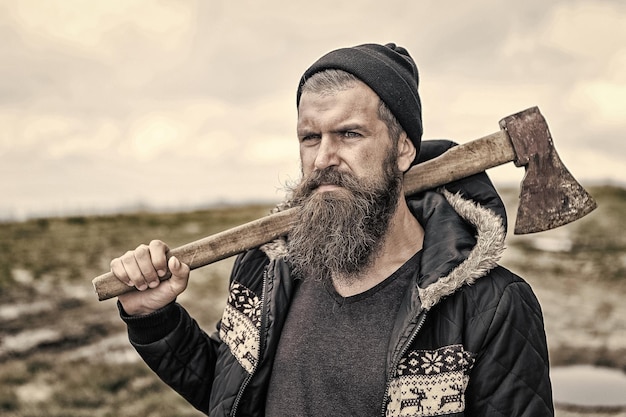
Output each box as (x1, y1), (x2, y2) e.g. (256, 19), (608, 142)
(1, 0), (624, 220)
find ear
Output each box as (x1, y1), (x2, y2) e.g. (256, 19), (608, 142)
(396, 132), (416, 172)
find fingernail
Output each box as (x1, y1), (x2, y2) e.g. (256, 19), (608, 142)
(157, 270), (166, 277)
(148, 281), (159, 288)
(138, 284), (148, 291)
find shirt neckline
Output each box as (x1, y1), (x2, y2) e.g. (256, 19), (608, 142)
(323, 249), (422, 305)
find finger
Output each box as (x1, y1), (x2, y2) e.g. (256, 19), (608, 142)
(120, 250), (149, 291)
(169, 256), (190, 277)
(134, 244), (160, 289)
(148, 240), (170, 280)
(168, 256), (190, 294)
(110, 257), (133, 287)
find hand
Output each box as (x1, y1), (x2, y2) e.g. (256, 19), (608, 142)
(110, 240), (190, 316)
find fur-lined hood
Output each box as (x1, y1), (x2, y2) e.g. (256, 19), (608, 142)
(260, 188), (506, 311)
(412, 189), (506, 310)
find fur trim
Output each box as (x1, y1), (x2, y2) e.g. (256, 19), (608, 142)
(260, 238), (288, 260)
(418, 190), (506, 310)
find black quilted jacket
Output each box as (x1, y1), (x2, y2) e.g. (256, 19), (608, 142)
(121, 141), (554, 416)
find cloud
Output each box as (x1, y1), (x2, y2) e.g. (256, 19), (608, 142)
(570, 80), (626, 127)
(1, 0), (624, 219)
(7, 0), (194, 57)
(543, 1), (626, 63)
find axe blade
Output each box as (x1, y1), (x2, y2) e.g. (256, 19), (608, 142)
(499, 107), (597, 234)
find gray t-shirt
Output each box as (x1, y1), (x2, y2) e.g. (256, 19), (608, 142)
(265, 250), (421, 416)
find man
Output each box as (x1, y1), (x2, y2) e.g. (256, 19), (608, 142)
(111, 43), (554, 416)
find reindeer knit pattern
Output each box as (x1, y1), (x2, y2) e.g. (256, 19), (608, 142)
(385, 344), (476, 417)
(219, 282), (262, 374)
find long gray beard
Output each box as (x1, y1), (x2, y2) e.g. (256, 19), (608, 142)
(287, 163), (402, 285)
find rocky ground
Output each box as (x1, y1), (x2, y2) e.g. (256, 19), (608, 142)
(0, 187), (624, 416)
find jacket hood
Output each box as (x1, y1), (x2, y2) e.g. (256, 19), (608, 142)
(411, 189), (506, 310)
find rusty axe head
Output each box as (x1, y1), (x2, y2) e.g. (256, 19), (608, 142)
(499, 107), (597, 234)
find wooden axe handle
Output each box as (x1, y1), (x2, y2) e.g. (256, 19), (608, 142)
(403, 130), (514, 195)
(92, 208), (299, 300)
(92, 130), (515, 301)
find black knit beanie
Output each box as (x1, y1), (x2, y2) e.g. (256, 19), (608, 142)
(296, 43), (423, 158)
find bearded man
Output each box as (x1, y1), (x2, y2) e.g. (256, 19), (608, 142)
(110, 43), (554, 417)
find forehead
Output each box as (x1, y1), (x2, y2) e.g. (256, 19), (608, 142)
(297, 81), (381, 129)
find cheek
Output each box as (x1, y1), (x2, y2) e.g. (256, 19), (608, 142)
(357, 149), (381, 171)
(355, 146), (393, 179)
(299, 148), (315, 174)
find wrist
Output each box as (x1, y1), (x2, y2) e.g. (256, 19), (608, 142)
(117, 301), (180, 344)
(118, 298), (156, 317)
(119, 300), (157, 317)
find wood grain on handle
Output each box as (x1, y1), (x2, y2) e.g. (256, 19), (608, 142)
(92, 130), (515, 301)
(92, 208), (299, 300)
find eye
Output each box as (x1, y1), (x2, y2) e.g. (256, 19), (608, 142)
(299, 134), (321, 144)
(343, 131), (361, 139)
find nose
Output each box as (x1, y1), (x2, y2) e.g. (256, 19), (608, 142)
(314, 136), (340, 171)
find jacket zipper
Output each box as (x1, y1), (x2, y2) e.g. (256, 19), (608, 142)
(380, 309), (428, 417)
(230, 268), (270, 417)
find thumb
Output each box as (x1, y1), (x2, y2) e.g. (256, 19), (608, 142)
(167, 256), (190, 295)
(168, 256), (190, 278)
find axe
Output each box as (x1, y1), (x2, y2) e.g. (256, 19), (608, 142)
(92, 106), (596, 301)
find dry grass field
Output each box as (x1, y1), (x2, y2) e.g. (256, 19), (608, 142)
(0, 186), (624, 416)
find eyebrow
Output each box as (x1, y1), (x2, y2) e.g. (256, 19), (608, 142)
(335, 123), (361, 131)
(296, 120), (372, 137)
(333, 123), (371, 135)
(297, 127), (317, 137)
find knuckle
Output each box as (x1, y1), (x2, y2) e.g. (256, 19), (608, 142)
(121, 251), (136, 264)
(150, 239), (167, 251)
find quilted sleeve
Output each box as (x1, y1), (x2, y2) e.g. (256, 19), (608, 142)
(125, 302), (220, 414)
(465, 278), (554, 416)
(117, 244), (272, 416)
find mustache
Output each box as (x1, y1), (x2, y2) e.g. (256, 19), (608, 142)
(295, 168), (360, 199)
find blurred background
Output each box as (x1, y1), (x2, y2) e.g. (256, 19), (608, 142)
(0, 1), (624, 416)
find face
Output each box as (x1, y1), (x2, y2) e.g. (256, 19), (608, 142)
(297, 80), (413, 192)
(288, 81), (412, 284)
